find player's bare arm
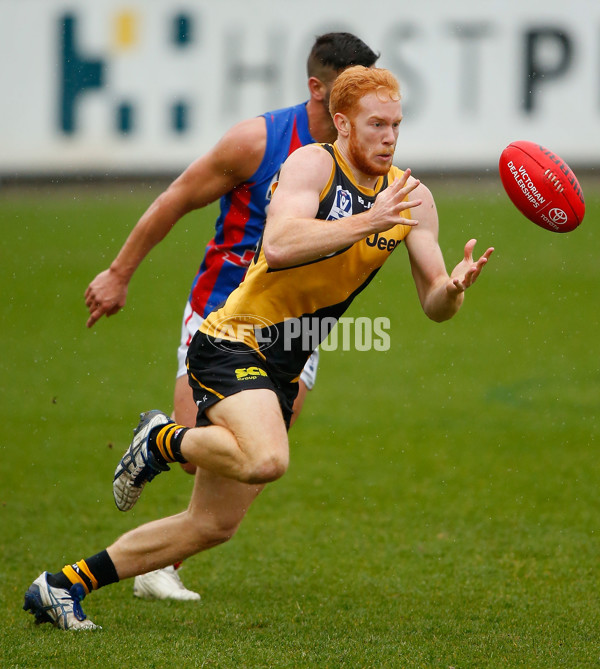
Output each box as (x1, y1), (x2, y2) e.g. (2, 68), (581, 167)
(404, 182), (494, 322)
(264, 149), (421, 269)
(85, 117), (268, 328)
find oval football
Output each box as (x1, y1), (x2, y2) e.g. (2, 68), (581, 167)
(499, 140), (585, 233)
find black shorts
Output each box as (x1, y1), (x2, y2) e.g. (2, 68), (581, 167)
(186, 330), (299, 429)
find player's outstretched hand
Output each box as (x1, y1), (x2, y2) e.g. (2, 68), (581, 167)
(84, 269), (128, 328)
(447, 239), (494, 295)
(369, 168), (422, 232)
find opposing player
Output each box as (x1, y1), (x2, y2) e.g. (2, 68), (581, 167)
(83, 33), (379, 600)
(24, 65), (493, 630)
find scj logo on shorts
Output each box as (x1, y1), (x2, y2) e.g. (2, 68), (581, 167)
(235, 367), (268, 380)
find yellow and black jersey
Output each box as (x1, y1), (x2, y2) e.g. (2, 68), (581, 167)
(200, 142), (413, 382)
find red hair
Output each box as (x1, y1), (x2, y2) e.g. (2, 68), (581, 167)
(329, 66), (401, 118)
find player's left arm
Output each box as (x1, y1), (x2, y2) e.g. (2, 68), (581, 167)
(404, 182), (494, 322)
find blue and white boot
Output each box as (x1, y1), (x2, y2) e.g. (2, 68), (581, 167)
(113, 410), (172, 511)
(23, 572), (99, 630)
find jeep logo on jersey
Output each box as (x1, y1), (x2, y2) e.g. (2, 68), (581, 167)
(365, 231), (399, 253)
(326, 186), (353, 220)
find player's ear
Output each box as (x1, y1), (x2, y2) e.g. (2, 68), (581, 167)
(333, 113), (350, 137)
(308, 76), (327, 101)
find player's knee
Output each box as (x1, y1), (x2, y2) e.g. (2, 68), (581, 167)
(245, 451), (289, 484)
(199, 520), (240, 549)
(184, 511), (244, 552)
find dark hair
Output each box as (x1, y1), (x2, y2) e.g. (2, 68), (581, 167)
(307, 32), (380, 80)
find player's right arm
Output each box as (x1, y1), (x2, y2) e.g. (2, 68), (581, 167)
(263, 147), (420, 269)
(84, 117), (267, 328)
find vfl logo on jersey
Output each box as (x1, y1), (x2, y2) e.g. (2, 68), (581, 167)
(326, 186), (353, 220)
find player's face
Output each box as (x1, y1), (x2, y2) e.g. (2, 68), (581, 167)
(347, 93), (402, 177)
(319, 72), (337, 114)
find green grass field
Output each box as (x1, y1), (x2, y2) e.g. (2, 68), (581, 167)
(0, 176), (598, 668)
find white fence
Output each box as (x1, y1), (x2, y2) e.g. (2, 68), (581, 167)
(1, 0), (598, 175)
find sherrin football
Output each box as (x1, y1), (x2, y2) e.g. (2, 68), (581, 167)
(499, 140), (585, 233)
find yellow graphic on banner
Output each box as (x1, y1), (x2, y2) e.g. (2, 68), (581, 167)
(114, 11), (138, 49)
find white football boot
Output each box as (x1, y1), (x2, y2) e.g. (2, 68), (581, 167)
(133, 565), (201, 601)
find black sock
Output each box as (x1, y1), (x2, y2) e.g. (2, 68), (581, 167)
(46, 572), (72, 590)
(148, 423), (189, 465)
(47, 550), (119, 594)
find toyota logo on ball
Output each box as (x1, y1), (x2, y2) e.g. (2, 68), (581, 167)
(548, 208), (568, 225)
